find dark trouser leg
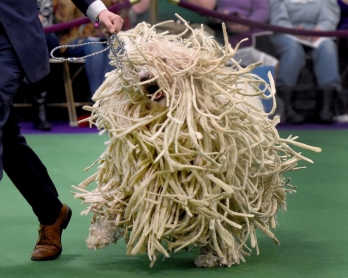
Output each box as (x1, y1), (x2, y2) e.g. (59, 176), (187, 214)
(3, 107), (62, 224)
(0, 27), (61, 225)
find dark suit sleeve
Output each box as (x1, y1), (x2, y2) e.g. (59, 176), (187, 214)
(71, 0), (96, 15)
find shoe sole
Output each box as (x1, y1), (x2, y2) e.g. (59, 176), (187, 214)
(31, 250), (62, 261)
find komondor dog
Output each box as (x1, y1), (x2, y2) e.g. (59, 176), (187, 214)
(72, 18), (321, 267)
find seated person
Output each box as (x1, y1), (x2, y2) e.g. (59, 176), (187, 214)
(269, 0), (342, 124)
(204, 0), (278, 69)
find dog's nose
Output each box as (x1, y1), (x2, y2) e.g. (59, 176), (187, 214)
(139, 70), (165, 101)
(143, 82), (160, 95)
(140, 73), (159, 95)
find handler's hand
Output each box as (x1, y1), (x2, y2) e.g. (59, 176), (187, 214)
(97, 10), (124, 34)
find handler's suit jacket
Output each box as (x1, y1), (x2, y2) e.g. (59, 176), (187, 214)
(0, 0), (96, 83)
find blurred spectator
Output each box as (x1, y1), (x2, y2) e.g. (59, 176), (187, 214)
(269, 0), (342, 124)
(129, 0), (212, 37)
(54, 0), (121, 100)
(204, 0), (278, 69)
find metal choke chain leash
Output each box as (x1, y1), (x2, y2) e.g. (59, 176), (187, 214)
(50, 33), (128, 69)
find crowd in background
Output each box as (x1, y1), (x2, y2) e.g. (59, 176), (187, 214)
(22, 0), (348, 129)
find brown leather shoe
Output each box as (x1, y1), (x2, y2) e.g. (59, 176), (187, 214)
(31, 204), (72, 261)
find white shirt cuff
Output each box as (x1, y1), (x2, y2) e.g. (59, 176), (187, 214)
(86, 1), (107, 23)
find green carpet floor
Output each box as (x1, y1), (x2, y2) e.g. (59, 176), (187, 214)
(0, 129), (347, 278)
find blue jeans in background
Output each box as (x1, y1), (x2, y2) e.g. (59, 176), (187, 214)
(270, 34), (341, 90)
(66, 37), (114, 99)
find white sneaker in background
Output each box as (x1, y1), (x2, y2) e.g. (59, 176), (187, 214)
(334, 114), (348, 123)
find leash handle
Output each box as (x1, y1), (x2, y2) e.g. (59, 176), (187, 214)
(50, 33), (129, 69)
(50, 40), (109, 62)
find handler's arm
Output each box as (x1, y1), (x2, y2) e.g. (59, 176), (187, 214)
(71, 0), (124, 33)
